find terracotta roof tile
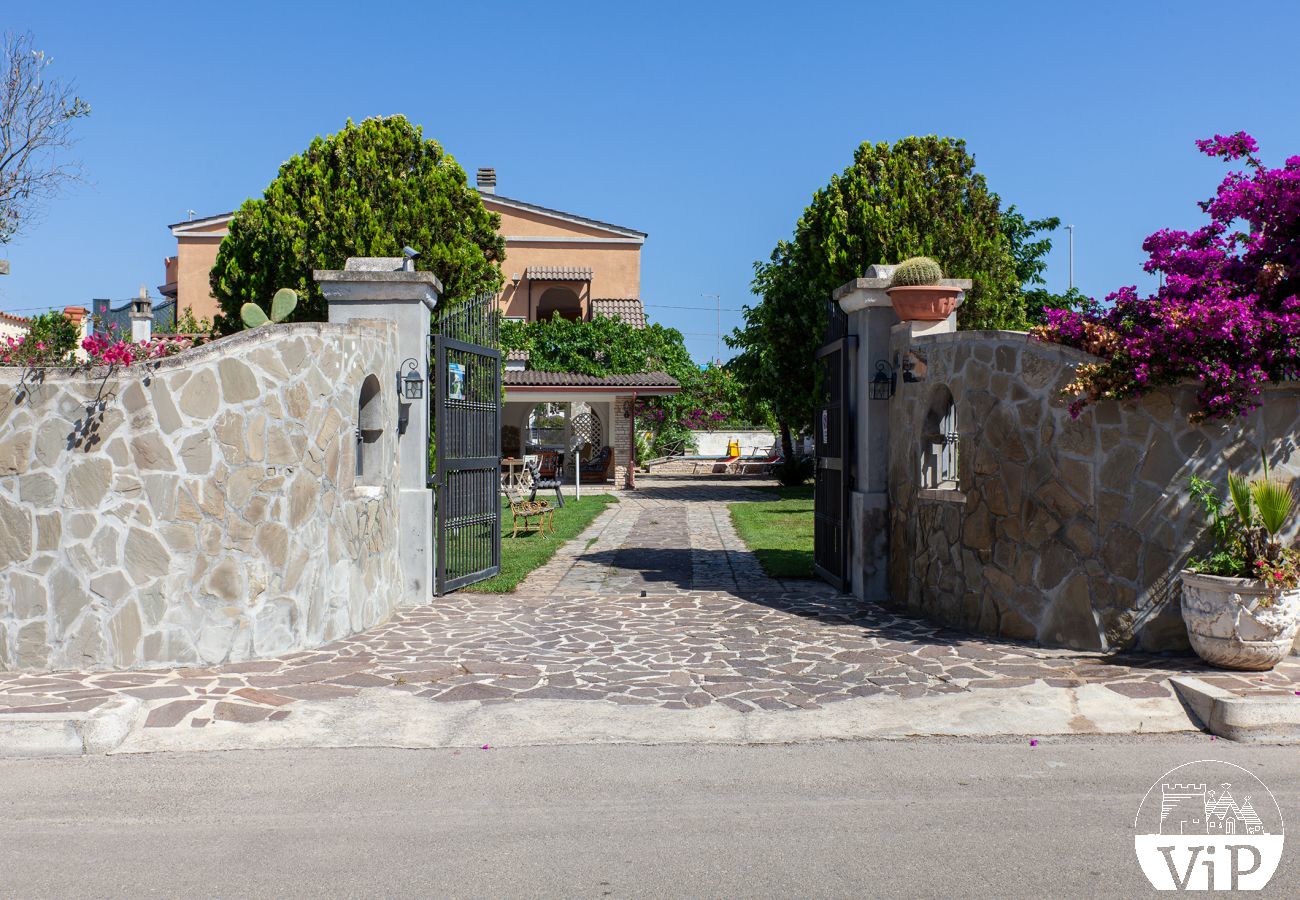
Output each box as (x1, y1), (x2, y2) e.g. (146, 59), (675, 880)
(590, 298), (647, 328)
(503, 370), (678, 389)
(525, 265), (593, 281)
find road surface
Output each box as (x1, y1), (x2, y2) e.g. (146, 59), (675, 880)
(2, 738), (1296, 897)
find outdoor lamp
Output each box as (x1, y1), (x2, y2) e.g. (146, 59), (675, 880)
(870, 360), (895, 400)
(399, 358), (424, 401)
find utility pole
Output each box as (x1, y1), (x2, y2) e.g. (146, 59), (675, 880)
(1065, 224), (1075, 292)
(702, 293), (721, 363)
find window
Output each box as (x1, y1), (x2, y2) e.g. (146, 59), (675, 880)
(356, 374), (383, 484)
(920, 386), (960, 491)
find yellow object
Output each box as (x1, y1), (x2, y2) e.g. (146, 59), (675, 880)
(727, 439), (740, 457)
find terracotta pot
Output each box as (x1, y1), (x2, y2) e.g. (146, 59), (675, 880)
(885, 285), (962, 321)
(1179, 570), (1300, 670)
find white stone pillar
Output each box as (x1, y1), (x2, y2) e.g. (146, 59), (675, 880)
(316, 258), (440, 603)
(833, 264), (969, 601)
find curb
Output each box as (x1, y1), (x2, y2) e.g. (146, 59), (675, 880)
(1170, 676), (1300, 743)
(0, 696), (142, 758)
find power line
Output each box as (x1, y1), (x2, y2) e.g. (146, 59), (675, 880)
(642, 303), (746, 312)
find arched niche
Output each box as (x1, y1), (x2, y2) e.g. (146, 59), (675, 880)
(356, 373), (383, 484)
(920, 384), (960, 491)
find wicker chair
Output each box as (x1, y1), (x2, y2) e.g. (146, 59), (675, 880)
(525, 457), (564, 508)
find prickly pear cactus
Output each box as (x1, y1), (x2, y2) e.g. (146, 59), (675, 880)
(241, 288), (299, 329)
(890, 257), (944, 287)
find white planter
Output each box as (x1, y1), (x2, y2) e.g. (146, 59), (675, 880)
(1180, 570), (1300, 671)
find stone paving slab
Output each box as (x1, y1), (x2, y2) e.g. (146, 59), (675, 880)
(0, 476), (1296, 743)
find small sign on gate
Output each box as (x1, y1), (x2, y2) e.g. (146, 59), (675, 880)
(448, 362), (466, 400)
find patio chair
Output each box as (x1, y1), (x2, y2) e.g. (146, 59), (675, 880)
(525, 457), (564, 508)
(536, 449), (561, 481)
(735, 446), (782, 475)
(579, 445), (614, 482)
(503, 480), (554, 538)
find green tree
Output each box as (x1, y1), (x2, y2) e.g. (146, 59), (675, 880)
(730, 135), (1039, 467)
(1000, 206), (1087, 324)
(210, 116), (504, 332)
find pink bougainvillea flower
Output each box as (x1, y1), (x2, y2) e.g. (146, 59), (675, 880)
(1033, 132), (1300, 422)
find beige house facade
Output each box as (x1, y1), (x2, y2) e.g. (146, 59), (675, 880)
(164, 169), (648, 328)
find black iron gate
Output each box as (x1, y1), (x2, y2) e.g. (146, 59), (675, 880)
(813, 300), (853, 590)
(432, 293), (502, 594)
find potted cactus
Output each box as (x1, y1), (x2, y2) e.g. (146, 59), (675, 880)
(1180, 462), (1300, 670)
(885, 256), (962, 321)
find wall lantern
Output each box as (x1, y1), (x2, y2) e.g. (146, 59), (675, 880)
(622, 400), (633, 418)
(870, 360), (895, 400)
(399, 358), (424, 401)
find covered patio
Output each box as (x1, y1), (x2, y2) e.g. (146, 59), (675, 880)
(502, 370), (679, 491)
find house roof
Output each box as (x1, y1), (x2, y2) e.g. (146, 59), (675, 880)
(526, 265), (593, 281)
(480, 192), (647, 239)
(169, 211), (236, 235)
(591, 298), (646, 328)
(504, 370), (679, 392)
(0, 310), (30, 328)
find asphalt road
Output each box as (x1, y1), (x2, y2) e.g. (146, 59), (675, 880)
(1, 738), (1296, 898)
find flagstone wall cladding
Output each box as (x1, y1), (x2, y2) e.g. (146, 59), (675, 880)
(0, 321), (402, 672)
(887, 330), (1300, 654)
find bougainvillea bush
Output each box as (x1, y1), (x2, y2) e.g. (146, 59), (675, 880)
(1, 323), (198, 368)
(1032, 132), (1300, 421)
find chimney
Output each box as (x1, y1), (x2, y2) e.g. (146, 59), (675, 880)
(476, 167), (496, 195)
(130, 285), (153, 343)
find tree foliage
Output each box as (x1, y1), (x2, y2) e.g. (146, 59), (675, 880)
(0, 31), (90, 244)
(730, 135), (1055, 456)
(210, 116), (504, 332)
(501, 314), (694, 379)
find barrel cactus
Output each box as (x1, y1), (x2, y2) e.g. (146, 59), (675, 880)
(890, 257), (944, 287)
(241, 288), (298, 328)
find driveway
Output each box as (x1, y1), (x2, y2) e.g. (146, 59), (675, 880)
(0, 476), (1295, 750)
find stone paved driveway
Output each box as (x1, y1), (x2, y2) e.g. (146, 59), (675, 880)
(1, 476), (1296, 732)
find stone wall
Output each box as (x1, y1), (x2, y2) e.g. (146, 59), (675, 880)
(0, 321), (403, 671)
(887, 329), (1300, 653)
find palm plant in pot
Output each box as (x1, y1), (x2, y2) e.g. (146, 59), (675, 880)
(1181, 461), (1300, 670)
(886, 256), (963, 321)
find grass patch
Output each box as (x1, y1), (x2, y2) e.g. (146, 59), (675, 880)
(728, 484), (815, 579)
(462, 493), (618, 593)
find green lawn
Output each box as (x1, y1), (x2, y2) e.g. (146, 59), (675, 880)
(462, 493), (618, 593)
(728, 484), (815, 579)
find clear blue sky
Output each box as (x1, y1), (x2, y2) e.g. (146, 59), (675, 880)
(4, 0), (1299, 362)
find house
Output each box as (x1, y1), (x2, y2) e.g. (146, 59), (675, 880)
(165, 167), (678, 487)
(0, 310), (30, 342)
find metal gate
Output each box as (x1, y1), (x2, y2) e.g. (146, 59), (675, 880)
(432, 293), (502, 594)
(813, 300), (853, 590)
